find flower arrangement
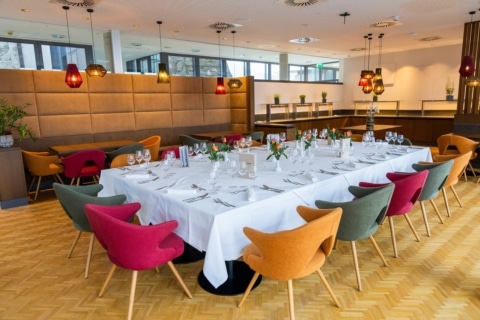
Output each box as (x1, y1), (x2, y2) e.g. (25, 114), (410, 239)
(267, 139), (288, 161)
(218, 137), (233, 152)
(207, 144), (226, 161)
(326, 126), (340, 140)
(303, 132), (314, 150)
(295, 128), (302, 140)
(367, 104), (380, 117)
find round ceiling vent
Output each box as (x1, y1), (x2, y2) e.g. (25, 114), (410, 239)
(209, 22), (236, 31)
(369, 20), (401, 28)
(289, 37), (318, 44)
(284, 0), (320, 7)
(420, 36), (441, 42)
(49, 0), (99, 7)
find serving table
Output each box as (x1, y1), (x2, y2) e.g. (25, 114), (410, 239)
(99, 141), (431, 294)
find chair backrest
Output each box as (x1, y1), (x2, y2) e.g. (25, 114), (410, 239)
(105, 144), (144, 165)
(161, 147), (180, 159)
(139, 135), (161, 161)
(315, 184), (394, 241)
(437, 134), (478, 159)
(84, 203), (182, 270)
(433, 151), (473, 187)
(412, 160), (454, 201)
(21, 150), (63, 176)
(242, 206), (342, 280)
(213, 134), (243, 146)
(249, 131), (265, 143)
(61, 149), (106, 178)
(53, 183), (126, 232)
(179, 134), (209, 147)
(360, 171), (428, 217)
(110, 154), (131, 168)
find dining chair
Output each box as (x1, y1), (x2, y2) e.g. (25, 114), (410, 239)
(248, 131), (265, 144)
(237, 206), (343, 320)
(412, 160), (454, 236)
(213, 134), (243, 146)
(105, 143), (144, 168)
(61, 149), (106, 186)
(432, 151), (472, 217)
(21, 150), (64, 201)
(109, 154), (131, 168)
(179, 134), (209, 146)
(359, 171), (428, 258)
(437, 134), (479, 181)
(315, 184), (394, 291)
(139, 135), (161, 161)
(161, 146), (180, 159)
(53, 183), (126, 278)
(84, 202), (193, 320)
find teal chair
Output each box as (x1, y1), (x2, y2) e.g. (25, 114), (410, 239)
(53, 183), (127, 278)
(315, 184), (394, 291)
(179, 134), (209, 146)
(412, 160), (454, 236)
(249, 131), (265, 144)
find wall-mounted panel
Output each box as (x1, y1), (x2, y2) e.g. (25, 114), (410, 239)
(89, 94), (134, 113)
(39, 115), (92, 137)
(172, 110), (204, 127)
(135, 111), (172, 129)
(36, 93), (90, 115)
(134, 94), (171, 111)
(87, 73), (132, 93)
(91, 113), (135, 133)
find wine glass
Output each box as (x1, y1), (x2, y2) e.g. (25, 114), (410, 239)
(238, 161), (247, 177)
(233, 140), (240, 152)
(248, 165), (257, 180)
(396, 134), (404, 149)
(239, 137), (246, 151)
(390, 132), (398, 148)
(279, 132), (286, 146)
(135, 150), (143, 165)
(193, 143), (200, 156)
(227, 159), (237, 177)
(160, 159), (170, 177)
(200, 142), (208, 155)
(385, 131), (392, 146)
(208, 169), (218, 191)
(187, 146), (194, 157)
(245, 136), (252, 153)
(127, 154), (135, 166)
(142, 149), (151, 168)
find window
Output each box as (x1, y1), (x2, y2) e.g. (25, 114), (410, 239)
(250, 62), (267, 80)
(168, 55), (194, 76)
(226, 60), (245, 77)
(199, 58), (221, 77)
(289, 65), (304, 81)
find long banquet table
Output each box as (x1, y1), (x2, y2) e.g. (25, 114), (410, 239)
(98, 141), (432, 290)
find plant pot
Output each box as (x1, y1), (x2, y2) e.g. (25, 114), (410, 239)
(322, 98), (327, 103)
(0, 134), (14, 147)
(274, 98), (280, 104)
(373, 96), (378, 102)
(446, 95), (454, 101)
(274, 159), (282, 172)
(300, 98), (305, 104)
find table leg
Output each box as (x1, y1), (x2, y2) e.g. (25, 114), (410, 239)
(173, 241), (206, 264)
(197, 260), (262, 296)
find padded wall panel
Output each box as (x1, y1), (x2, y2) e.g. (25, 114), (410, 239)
(171, 94), (203, 110)
(89, 94), (134, 113)
(135, 111), (172, 130)
(0, 93), (37, 114)
(38, 115), (92, 137)
(170, 76), (202, 93)
(87, 73), (132, 93)
(33, 70), (89, 93)
(0, 69), (34, 93)
(132, 74), (171, 93)
(172, 110), (204, 127)
(91, 113), (135, 133)
(203, 109), (231, 125)
(36, 93), (90, 115)
(230, 93), (247, 108)
(134, 94), (171, 111)
(231, 109), (247, 124)
(203, 94), (230, 109)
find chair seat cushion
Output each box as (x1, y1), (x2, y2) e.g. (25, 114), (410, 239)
(78, 165), (101, 178)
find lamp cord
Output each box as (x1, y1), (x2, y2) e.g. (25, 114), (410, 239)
(217, 30), (222, 77)
(88, 9), (97, 64)
(158, 21), (163, 64)
(63, 6), (72, 64)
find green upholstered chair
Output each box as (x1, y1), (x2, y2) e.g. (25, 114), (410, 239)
(179, 134), (209, 147)
(248, 131), (265, 144)
(53, 183), (127, 278)
(412, 160), (454, 237)
(105, 144), (144, 168)
(315, 184), (394, 291)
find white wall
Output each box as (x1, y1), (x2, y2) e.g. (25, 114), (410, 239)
(254, 44), (462, 115)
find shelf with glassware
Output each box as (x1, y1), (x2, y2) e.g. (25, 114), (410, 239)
(353, 100), (400, 116)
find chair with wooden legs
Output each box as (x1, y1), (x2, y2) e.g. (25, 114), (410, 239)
(437, 134), (479, 181)
(433, 151), (472, 217)
(139, 135), (161, 161)
(315, 184), (394, 291)
(237, 206), (342, 320)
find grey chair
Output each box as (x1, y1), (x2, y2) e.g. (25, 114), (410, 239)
(179, 134), (209, 146)
(53, 183), (127, 278)
(249, 131), (265, 144)
(412, 160), (454, 236)
(315, 184), (394, 291)
(105, 144), (144, 168)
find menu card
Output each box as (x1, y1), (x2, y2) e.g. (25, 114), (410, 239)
(179, 146), (189, 167)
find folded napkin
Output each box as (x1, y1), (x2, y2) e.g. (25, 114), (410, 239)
(247, 187), (256, 202)
(125, 170), (150, 179)
(304, 171), (318, 182)
(167, 188), (197, 195)
(375, 153), (389, 159)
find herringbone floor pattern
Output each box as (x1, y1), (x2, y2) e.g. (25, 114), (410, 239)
(1, 179), (480, 319)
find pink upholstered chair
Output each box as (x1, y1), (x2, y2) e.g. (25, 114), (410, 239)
(359, 171), (428, 258)
(61, 149), (105, 186)
(213, 134), (243, 146)
(84, 202), (192, 320)
(161, 146), (180, 159)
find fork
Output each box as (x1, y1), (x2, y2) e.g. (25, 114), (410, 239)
(283, 178), (304, 186)
(288, 170), (305, 177)
(332, 165), (353, 171)
(262, 184), (284, 193)
(214, 198), (236, 207)
(183, 193), (209, 203)
(138, 177), (159, 184)
(191, 184), (206, 191)
(156, 183), (174, 190)
(318, 169), (338, 175)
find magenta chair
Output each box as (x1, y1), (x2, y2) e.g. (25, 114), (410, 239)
(161, 146), (180, 160)
(359, 171), (428, 258)
(84, 202), (192, 320)
(213, 134), (243, 146)
(62, 149), (105, 186)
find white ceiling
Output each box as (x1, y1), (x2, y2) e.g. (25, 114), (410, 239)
(1, 0), (480, 65)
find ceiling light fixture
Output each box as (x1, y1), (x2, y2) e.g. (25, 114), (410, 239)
(339, 12), (350, 24)
(358, 35), (368, 87)
(156, 21), (170, 84)
(85, 8), (107, 77)
(459, 11), (476, 77)
(373, 33), (385, 95)
(62, 6), (83, 88)
(215, 30), (226, 95)
(227, 30), (242, 89)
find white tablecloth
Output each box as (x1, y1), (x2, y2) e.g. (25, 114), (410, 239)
(99, 141), (432, 288)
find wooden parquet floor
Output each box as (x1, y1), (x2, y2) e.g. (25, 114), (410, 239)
(1, 179), (480, 320)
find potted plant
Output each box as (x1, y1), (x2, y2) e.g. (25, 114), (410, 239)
(321, 91), (327, 103)
(445, 79), (454, 101)
(299, 94), (306, 104)
(0, 98), (36, 147)
(274, 93), (280, 104)
(372, 92), (378, 102)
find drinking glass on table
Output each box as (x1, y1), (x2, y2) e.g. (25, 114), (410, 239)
(245, 136), (252, 153)
(127, 154), (135, 166)
(239, 137), (246, 151)
(193, 143), (200, 156)
(135, 150), (143, 165)
(227, 160), (237, 177)
(187, 146), (194, 157)
(248, 164), (257, 180)
(208, 169), (218, 191)
(200, 142), (208, 155)
(390, 132), (398, 148)
(142, 149), (151, 167)
(160, 159), (170, 177)
(279, 132), (286, 146)
(233, 140), (240, 152)
(385, 131), (393, 146)
(396, 134), (404, 149)
(238, 161), (248, 177)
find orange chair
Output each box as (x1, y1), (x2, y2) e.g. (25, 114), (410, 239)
(21, 150), (64, 200)
(433, 151), (472, 217)
(237, 206), (342, 319)
(110, 154), (131, 168)
(437, 134), (479, 181)
(61, 149), (105, 186)
(139, 135), (161, 161)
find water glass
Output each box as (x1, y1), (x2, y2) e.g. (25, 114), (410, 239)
(227, 160), (237, 177)
(142, 149), (151, 167)
(127, 154), (135, 166)
(135, 150), (143, 165)
(248, 165), (257, 180)
(245, 136), (252, 153)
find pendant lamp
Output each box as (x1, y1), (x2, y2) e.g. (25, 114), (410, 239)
(227, 30), (242, 89)
(373, 34), (385, 95)
(63, 6), (83, 88)
(215, 30), (226, 95)
(85, 9), (107, 77)
(358, 35), (369, 86)
(459, 11), (476, 77)
(362, 35), (374, 94)
(156, 21), (170, 83)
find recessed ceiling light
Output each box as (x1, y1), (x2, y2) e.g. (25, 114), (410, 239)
(132, 24), (140, 28)
(289, 37), (318, 44)
(350, 47), (365, 52)
(21, 8), (30, 12)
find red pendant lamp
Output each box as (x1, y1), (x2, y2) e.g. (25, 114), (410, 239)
(63, 6), (83, 88)
(215, 30), (226, 95)
(459, 11), (477, 77)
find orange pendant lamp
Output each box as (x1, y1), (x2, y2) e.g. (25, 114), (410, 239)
(85, 8), (107, 77)
(156, 21), (170, 83)
(63, 6), (83, 88)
